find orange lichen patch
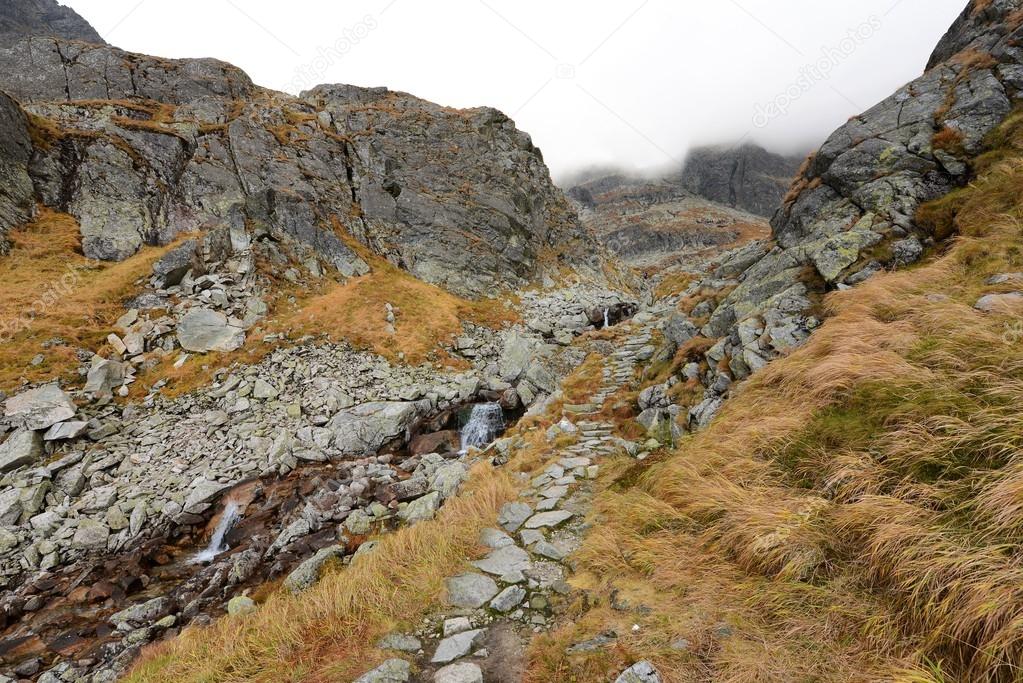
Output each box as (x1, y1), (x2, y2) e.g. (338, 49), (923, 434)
(0, 209), (176, 392)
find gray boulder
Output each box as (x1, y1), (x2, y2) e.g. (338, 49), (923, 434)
(283, 545), (346, 594)
(83, 357), (127, 397)
(0, 428), (42, 473)
(72, 519), (110, 550)
(432, 628), (486, 664)
(445, 573), (498, 609)
(434, 663), (483, 683)
(329, 402), (420, 456)
(353, 658), (411, 683)
(614, 661), (662, 683)
(177, 309), (246, 353)
(152, 239), (202, 287)
(4, 384), (76, 430)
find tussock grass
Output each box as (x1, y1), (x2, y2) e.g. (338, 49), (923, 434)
(126, 464), (517, 683)
(0, 209), (175, 392)
(281, 260), (518, 368)
(529, 112), (1023, 681)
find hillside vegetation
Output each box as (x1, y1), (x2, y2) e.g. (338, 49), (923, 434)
(526, 110), (1023, 682)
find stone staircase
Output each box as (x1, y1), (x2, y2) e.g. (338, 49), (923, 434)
(356, 315), (666, 683)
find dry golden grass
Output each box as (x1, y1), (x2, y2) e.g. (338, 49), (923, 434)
(653, 271), (694, 299)
(0, 209), (176, 392)
(279, 251), (518, 368)
(528, 111), (1023, 682)
(126, 463), (517, 683)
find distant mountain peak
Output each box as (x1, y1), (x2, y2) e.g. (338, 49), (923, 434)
(675, 143), (806, 218)
(0, 0), (105, 48)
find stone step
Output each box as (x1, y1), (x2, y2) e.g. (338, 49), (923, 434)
(564, 404), (597, 414)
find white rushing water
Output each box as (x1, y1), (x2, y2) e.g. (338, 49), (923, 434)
(189, 501), (241, 564)
(460, 403), (505, 453)
(603, 307), (609, 328)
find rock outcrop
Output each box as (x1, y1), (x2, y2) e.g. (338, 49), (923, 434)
(0, 0), (105, 48)
(0, 36), (595, 297)
(634, 0), (1023, 437)
(676, 142), (804, 217)
(709, 0), (1022, 341)
(0, 90), (33, 252)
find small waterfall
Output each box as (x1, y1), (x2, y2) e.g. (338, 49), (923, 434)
(603, 308), (610, 328)
(190, 501), (240, 564)
(460, 403), (505, 453)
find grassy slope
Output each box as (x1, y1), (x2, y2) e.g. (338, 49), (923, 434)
(0, 209), (176, 393)
(525, 112), (1023, 682)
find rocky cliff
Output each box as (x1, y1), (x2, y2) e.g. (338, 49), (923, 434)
(643, 0), (1023, 432)
(0, 32), (596, 297)
(676, 142), (804, 217)
(0, 0), (104, 47)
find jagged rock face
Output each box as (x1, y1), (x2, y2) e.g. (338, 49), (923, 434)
(706, 0), (1023, 340)
(676, 143), (804, 217)
(0, 91), (33, 252)
(309, 84), (587, 295)
(0, 0), (105, 47)
(0, 39), (592, 297)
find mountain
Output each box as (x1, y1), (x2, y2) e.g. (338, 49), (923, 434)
(565, 172), (769, 269)
(0, 36), (596, 298)
(4, 2), (1023, 683)
(675, 142), (805, 217)
(0, 0), (105, 47)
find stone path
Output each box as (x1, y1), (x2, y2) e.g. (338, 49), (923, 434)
(360, 319), (666, 683)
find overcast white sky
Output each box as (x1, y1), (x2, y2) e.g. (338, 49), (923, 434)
(63, 0), (967, 179)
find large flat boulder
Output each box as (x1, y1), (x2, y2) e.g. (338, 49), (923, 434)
(176, 309), (245, 353)
(329, 402), (420, 456)
(0, 428), (42, 473)
(4, 384), (76, 431)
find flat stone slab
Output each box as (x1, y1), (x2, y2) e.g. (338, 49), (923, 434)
(614, 661), (662, 683)
(43, 420), (89, 441)
(177, 309), (245, 353)
(445, 573), (498, 608)
(489, 585), (526, 612)
(479, 527), (514, 549)
(541, 485), (569, 500)
(497, 501), (532, 533)
(0, 429), (42, 474)
(434, 662), (483, 683)
(354, 658), (412, 683)
(524, 510), (574, 529)
(432, 628), (485, 664)
(4, 384), (76, 431)
(532, 540), (566, 561)
(472, 544), (531, 576)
